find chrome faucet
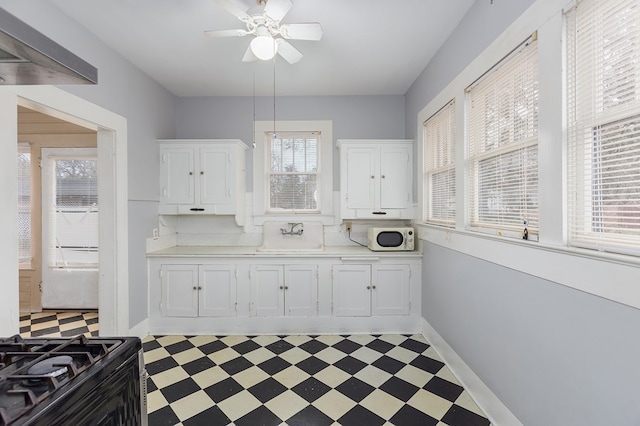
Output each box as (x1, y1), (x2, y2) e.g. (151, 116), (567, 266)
(280, 222), (304, 235)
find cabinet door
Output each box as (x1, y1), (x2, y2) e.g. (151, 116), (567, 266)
(332, 264), (371, 317)
(199, 147), (232, 207)
(161, 265), (198, 317)
(199, 265), (237, 317)
(372, 264), (410, 315)
(160, 148), (195, 205)
(285, 265), (318, 317)
(379, 146), (410, 209)
(345, 147), (376, 210)
(250, 265), (284, 317)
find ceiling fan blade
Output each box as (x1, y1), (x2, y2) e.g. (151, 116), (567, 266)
(264, 0), (292, 22)
(242, 45), (258, 62)
(279, 23), (322, 41)
(204, 29), (249, 38)
(215, 0), (251, 21)
(276, 38), (303, 64)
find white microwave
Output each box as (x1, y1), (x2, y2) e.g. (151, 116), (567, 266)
(367, 227), (414, 251)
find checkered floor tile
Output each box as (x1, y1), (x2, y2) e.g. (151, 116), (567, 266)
(19, 311), (99, 338)
(144, 334), (491, 426)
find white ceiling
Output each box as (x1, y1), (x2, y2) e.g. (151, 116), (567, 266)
(51, 0), (475, 97)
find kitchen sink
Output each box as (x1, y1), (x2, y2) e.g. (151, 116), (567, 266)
(258, 221), (324, 252)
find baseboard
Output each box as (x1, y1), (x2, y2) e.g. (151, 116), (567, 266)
(128, 317), (150, 339)
(421, 318), (523, 426)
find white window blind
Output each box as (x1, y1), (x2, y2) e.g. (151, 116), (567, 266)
(46, 156), (99, 267)
(566, 0), (640, 255)
(267, 131), (320, 212)
(424, 100), (456, 226)
(467, 35), (539, 236)
(17, 144), (31, 266)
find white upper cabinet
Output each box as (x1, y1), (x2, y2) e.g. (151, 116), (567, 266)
(158, 139), (248, 225)
(337, 139), (413, 219)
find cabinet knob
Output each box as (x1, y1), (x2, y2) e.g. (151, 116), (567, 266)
(381, 175), (386, 179)
(371, 175), (375, 179)
(279, 286), (284, 290)
(189, 171), (193, 175)
(367, 286), (371, 290)
(200, 171), (204, 175)
(372, 285), (377, 290)
(284, 286), (289, 290)
(198, 286), (202, 290)
(193, 286), (197, 290)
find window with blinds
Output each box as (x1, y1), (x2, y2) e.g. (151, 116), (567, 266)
(424, 100), (456, 226)
(566, 0), (640, 255)
(267, 131), (320, 212)
(467, 35), (539, 236)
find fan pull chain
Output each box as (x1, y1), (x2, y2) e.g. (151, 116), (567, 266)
(273, 52), (277, 139)
(252, 67), (256, 148)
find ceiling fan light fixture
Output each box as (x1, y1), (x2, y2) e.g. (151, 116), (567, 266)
(250, 35), (278, 60)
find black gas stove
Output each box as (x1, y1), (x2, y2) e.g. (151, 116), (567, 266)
(0, 335), (147, 426)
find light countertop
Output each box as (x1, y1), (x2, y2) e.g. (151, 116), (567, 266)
(147, 245), (422, 258)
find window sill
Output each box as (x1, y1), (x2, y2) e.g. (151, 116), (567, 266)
(415, 222), (640, 310)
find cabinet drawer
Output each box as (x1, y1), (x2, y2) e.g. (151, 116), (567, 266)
(353, 209), (402, 219)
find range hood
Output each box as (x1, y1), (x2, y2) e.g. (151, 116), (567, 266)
(0, 8), (97, 85)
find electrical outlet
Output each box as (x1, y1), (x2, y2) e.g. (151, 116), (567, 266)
(345, 221), (352, 233)
(153, 228), (159, 239)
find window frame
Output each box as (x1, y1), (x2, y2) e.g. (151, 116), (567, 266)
(466, 34), (540, 239)
(566, 0), (640, 256)
(266, 131), (320, 213)
(423, 99), (456, 227)
(252, 120), (334, 225)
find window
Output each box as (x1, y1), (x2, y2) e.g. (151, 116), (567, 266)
(252, 120), (333, 224)
(566, 0), (640, 255)
(267, 131), (319, 212)
(467, 35), (539, 237)
(424, 100), (456, 226)
(18, 144), (31, 267)
(42, 149), (99, 268)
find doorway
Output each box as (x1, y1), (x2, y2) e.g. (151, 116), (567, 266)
(0, 86), (129, 337)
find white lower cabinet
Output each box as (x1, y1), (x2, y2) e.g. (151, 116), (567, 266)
(160, 264), (236, 317)
(250, 264), (318, 317)
(332, 263), (411, 317)
(149, 253), (421, 334)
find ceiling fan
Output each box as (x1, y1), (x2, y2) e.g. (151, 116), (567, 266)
(205, 0), (322, 64)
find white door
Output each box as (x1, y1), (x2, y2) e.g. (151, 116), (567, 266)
(199, 147), (231, 206)
(41, 148), (99, 309)
(379, 146), (410, 209)
(372, 264), (410, 316)
(250, 265), (284, 317)
(345, 147), (376, 210)
(161, 264), (199, 317)
(160, 147), (195, 205)
(200, 265), (237, 317)
(285, 265), (318, 317)
(332, 264), (371, 317)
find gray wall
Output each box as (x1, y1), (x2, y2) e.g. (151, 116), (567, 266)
(405, 0), (535, 139)
(0, 0), (177, 328)
(407, 0), (640, 425)
(176, 95), (405, 191)
(423, 242), (640, 426)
